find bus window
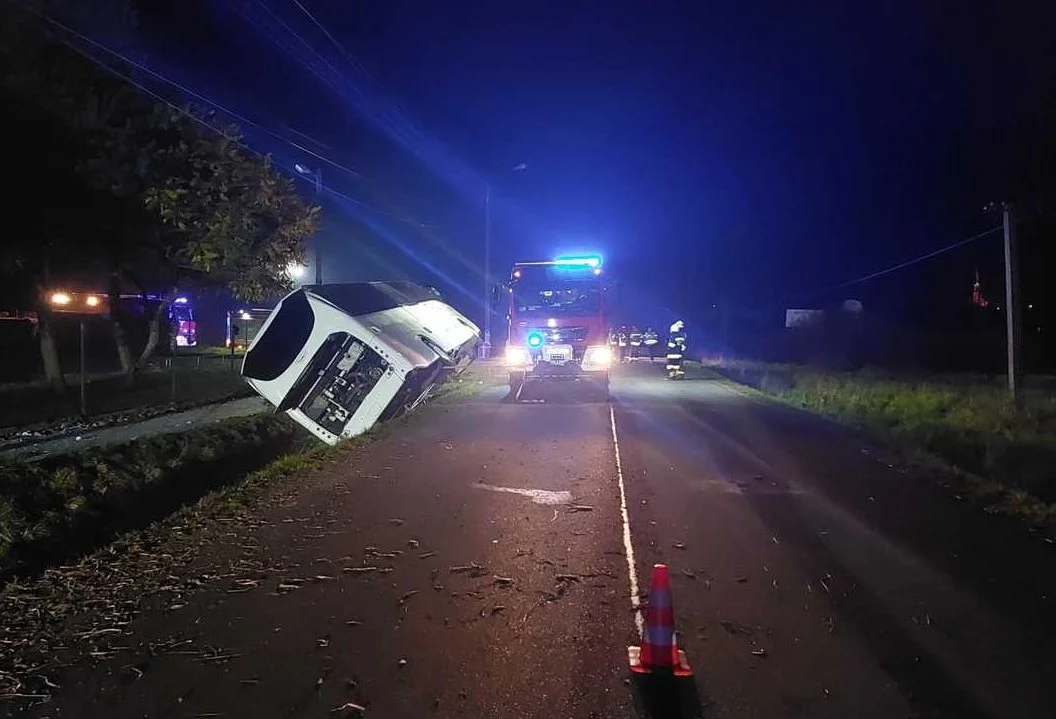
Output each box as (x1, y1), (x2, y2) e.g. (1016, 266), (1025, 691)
(242, 291), (314, 381)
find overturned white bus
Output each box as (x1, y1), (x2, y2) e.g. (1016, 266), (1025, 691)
(241, 282), (480, 445)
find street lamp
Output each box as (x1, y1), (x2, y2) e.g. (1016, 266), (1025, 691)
(286, 262), (307, 281)
(482, 162), (527, 359)
(295, 163), (324, 285)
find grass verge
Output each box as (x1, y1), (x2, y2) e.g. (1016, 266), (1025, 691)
(706, 359), (1056, 529)
(0, 414), (308, 580)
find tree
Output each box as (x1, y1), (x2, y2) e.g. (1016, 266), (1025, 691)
(142, 112), (317, 361)
(81, 102), (318, 363)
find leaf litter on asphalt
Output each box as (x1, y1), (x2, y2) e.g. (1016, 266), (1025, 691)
(0, 454), (335, 701)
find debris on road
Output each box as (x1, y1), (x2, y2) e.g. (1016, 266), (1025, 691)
(751, 648), (768, 657)
(228, 578), (263, 593)
(418, 551), (437, 559)
(567, 505), (594, 513)
(408, 539), (420, 549)
(735, 575), (748, 583)
(719, 620), (756, 637)
(331, 701), (367, 714)
(673, 542), (686, 550)
(399, 591), (419, 604)
(397, 658), (408, 668)
(364, 547), (402, 559)
(450, 563), (485, 575)
(342, 566), (380, 575)
(493, 576), (515, 586)
(388, 518), (405, 526)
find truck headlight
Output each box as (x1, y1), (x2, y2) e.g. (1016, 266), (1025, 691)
(582, 345), (611, 369)
(505, 345), (532, 368)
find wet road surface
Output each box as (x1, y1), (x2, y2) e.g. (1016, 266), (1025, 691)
(15, 362), (1055, 718)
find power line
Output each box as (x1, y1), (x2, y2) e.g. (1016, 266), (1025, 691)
(791, 225), (1002, 302)
(25, 5), (366, 181)
(291, 0), (377, 86)
(26, 14), (431, 228)
(19, 2), (444, 227)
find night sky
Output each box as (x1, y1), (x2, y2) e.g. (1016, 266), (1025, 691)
(43, 1), (1056, 335)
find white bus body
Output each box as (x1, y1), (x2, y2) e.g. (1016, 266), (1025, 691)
(241, 283), (480, 445)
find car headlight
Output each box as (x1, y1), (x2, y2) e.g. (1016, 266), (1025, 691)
(582, 345), (611, 369)
(505, 345), (532, 368)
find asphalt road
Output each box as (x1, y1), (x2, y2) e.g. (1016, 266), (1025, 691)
(17, 362), (1055, 718)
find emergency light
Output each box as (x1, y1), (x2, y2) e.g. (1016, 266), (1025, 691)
(553, 255), (601, 268)
(526, 331), (545, 348)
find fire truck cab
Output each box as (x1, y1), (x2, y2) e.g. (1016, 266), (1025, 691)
(500, 256), (612, 392)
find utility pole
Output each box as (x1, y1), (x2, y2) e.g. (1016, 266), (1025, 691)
(1002, 203), (1022, 405)
(480, 162), (526, 359)
(482, 181), (492, 359)
(296, 164), (324, 285)
(313, 168), (323, 285)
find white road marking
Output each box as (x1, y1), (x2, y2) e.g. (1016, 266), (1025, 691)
(473, 483), (573, 505)
(609, 404), (643, 636)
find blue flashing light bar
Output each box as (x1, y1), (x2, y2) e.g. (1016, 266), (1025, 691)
(553, 255), (601, 268)
(526, 331), (545, 348)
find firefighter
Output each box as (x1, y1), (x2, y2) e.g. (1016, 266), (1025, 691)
(629, 326), (643, 360)
(616, 325), (630, 363)
(666, 320), (686, 378)
(643, 327), (660, 360)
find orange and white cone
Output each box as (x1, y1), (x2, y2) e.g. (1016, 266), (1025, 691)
(629, 564), (693, 676)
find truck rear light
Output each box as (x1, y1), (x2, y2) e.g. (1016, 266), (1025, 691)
(582, 345), (612, 370)
(505, 345), (532, 368)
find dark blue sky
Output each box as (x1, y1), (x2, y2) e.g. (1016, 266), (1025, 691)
(82, 0), (1056, 325)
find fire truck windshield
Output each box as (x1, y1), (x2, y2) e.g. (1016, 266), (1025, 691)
(513, 284), (600, 317)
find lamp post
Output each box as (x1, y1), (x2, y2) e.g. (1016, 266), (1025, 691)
(482, 162), (527, 359)
(295, 163), (324, 285)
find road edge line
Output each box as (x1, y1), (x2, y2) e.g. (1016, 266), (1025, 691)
(609, 403), (643, 636)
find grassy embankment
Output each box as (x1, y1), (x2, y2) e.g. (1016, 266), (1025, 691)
(707, 359), (1056, 527)
(0, 361), (502, 580)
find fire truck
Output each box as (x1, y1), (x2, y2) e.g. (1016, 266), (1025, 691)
(44, 289), (197, 349)
(500, 256), (613, 391)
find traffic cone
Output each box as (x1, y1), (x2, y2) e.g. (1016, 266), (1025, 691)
(629, 564), (693, 676)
